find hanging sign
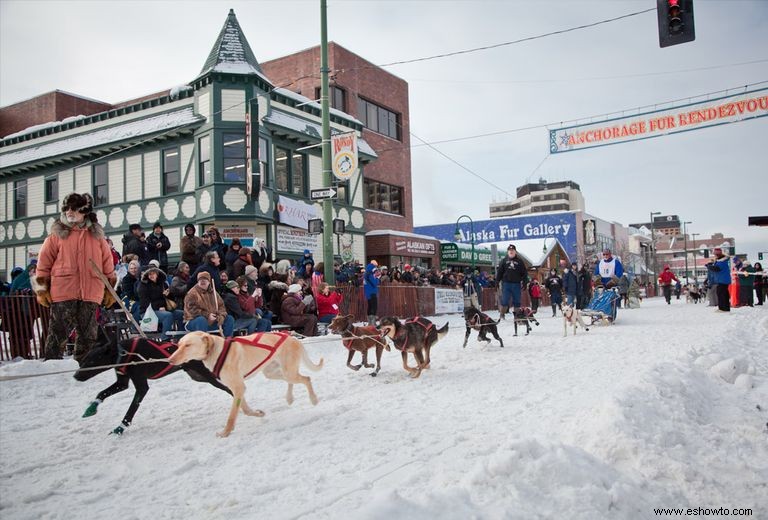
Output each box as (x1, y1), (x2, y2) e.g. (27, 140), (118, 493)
(550, 88), (768, 153)
(331, 132), (358, 180)
(277, 195), (319, 229)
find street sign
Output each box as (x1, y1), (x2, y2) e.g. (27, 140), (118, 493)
(310, 187), (337, 200)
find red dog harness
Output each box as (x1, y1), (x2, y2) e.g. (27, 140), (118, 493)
(119, 338), (176, 379)
(391, 316), (434, 351)
(212, 332), (291, 379)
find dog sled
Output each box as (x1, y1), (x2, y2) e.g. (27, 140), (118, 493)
(580, 287), (620, 325)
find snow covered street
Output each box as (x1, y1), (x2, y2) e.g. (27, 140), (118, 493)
(1, 297), (766, 520)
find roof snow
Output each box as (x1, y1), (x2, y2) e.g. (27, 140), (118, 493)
(197, 9), (271, 85)
(263, 109), (377, 158)
(3, 115), (87, 140)
(0, 108), (203, 169)
(272, 87), (363, 125)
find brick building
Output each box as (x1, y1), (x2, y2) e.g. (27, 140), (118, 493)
(262, 43), (413, 237)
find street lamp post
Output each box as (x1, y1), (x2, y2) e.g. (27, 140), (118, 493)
(683, 221), (692, 283)
(691, 232), (700, 282)
(650, 211), (661, 294)
(453, 215), (475, 271)
(319, 0), (335, 285)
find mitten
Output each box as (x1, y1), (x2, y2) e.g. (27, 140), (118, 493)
(102, 288), (117, 308)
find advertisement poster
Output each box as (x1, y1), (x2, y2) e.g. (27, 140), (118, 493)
(434, 288), (464, 314)
(276, 226), (320, 254)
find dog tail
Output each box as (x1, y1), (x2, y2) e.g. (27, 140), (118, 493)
(437, 322), (449, 342)
(300, 344), (324, 372)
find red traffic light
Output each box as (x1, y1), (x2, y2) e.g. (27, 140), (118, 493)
(657, 0), (695, 47)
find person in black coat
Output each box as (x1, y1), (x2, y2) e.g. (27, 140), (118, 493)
(496, 244), (529, 312)
(122, 224), (145, 264)
(206, 227), (228, 270)
(146, 222), (171, 273)
(544, 269), (564, 317)
(137, 267), (183, 340)
(188, 251), (223, 293)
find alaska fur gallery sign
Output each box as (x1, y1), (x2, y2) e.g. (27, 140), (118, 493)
(550, 88), (768, 153)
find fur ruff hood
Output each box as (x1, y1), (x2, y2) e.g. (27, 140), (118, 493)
(51, 217), (105, 240)
(140, 267), (167, 284)
(268, 280), (289, 291)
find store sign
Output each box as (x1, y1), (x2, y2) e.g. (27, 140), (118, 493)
(331, 132), (358, 180)
(245, 98), (260, 197)
(276, 226), (320, 254)
(434, 288), (464, 314)
(440, 244), (493, 265)
(219, 226), (256, 248)
(393, 238), (436, 256)
(416, 213), (578, 261)
(550, 88), (768, 154)
(277, 195), (319, 229)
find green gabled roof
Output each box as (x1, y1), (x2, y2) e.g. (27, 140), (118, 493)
(198, 9), (267, 79)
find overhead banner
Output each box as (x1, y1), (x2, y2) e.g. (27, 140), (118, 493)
(550, 88), (768, 153)
(415, 212), (578, 261)
(331, 132), (358, 180)
(276, 195), (319, 229)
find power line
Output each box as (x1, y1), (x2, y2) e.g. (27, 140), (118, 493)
(406, 58), (768, 85)
(335, 7), (656, 74)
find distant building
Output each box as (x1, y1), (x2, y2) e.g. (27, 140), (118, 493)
(489, 179), (585, 218)
(655, 233), (736, 281)
(628, 214), (681, 236)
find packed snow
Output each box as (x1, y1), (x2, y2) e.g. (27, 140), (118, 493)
(1, 298), (766, 519)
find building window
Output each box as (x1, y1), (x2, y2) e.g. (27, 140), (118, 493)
(45, 176), (58, 203)
(365, 180), (403, 215)
(223, 133), (246, 182)
(14, 179), (27, 218)
(274, 147), (307, 196)
(315, 86), (346, 111)
(259, 136), (269, 186)
(93, 163), (108, 207)
(357, 97), (400, 140)
(163, 148), (180, 195)
(199, 135), (211, 185)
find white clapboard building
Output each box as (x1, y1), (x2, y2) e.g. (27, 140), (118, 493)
(0, 9), (376, 278)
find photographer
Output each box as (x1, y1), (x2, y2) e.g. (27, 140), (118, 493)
(316, 282), (343, 323)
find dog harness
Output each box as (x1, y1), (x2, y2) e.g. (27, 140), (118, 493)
(390, 316), (434, 351)
(212, 332), (290, 379)
(341, 323), (381, 350)
(119, 337), (176, 379)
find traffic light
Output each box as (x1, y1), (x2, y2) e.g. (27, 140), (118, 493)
(657, 0), (695, 48)
(703, 248), (709, 259)
(759, 252), (764, 261)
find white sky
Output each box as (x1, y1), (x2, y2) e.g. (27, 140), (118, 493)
(1, 0), (766, 260)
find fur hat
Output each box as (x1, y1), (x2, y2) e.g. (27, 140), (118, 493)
(61, 192), (97, 223)
(275, 259), (291, 276)
(287, 284), (302, 294)
(196, 271), (211, 281)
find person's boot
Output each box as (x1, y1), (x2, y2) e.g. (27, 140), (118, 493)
(552, 305), (557, 317)
(500, 306), (508, 320)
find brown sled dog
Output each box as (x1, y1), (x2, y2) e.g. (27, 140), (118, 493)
(379, 316), (449, 378)
(328, 314), (389, 376)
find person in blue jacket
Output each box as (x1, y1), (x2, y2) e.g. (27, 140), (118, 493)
(705, 247), (731, 312)
(364, 260), (381, 326)
(594, 248), (624, 287)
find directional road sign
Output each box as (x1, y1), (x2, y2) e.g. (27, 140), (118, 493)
(310, 187), (337, 200)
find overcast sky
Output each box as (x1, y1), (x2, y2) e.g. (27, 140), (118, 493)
(1, 0), (766, 260)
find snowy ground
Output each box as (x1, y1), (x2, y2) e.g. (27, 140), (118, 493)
(1, 297), (767, 520)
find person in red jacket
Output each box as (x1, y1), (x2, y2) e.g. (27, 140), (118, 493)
(527, 279), (542, 313)
(657, 265), (679, 305)
(316, 282), (343, 324)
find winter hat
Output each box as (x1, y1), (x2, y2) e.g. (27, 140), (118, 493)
(381, 265), (388, 271)
(303, 249), (311, 256)
(404, 264), (411, 270)
(129, 223), (142, 232)
(184, 223), (196, 232)
(225, 280), (239, 290)
(197, 271), (211, 281)
(713, 247), (722, 253)
(507, 244), (516, 251)
(148, 259), (161, 268)
(245, 265), (258, 278)
(287, 284), (302, 294)
(62, 192), (94, 215)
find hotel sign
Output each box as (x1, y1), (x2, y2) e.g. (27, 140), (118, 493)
(550, 88), (768, 153)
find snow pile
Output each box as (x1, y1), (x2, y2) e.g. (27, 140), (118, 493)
(2, 115), (87, 140)
(169, 84), (193, 100)
(1, 300), (767, 519)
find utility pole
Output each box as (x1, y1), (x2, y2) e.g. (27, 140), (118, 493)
(683, 221), (692, 282)
(691, 232), (700, 282)
(320, 0), (334, 285)
(650, 211), (661, 294)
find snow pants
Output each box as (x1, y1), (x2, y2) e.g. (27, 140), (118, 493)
(44, 300), (99, 363)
